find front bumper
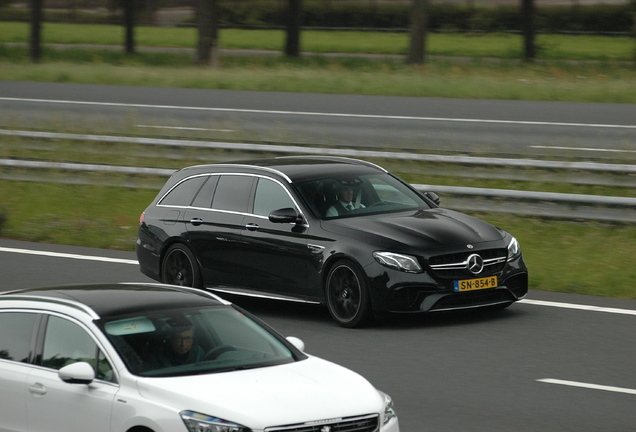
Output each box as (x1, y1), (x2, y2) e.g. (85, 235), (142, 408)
(368, 256), (528, 314)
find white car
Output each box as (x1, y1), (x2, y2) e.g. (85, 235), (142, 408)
(0, 283), (399, 432)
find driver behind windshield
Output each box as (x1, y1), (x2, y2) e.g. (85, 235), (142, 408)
(149, 324), (205, 368)
(326, 183), (365, 217)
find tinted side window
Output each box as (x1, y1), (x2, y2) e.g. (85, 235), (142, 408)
(211, 175), (254, 213)
(42, 316), (115, 383)
(253, 178), (295, 217)
(0, 312), (38, 363)
(159, 176), (208, 207)
(191, 175), (218, 208)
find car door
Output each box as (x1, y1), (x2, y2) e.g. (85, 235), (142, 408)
(186, 174), (253, 287)
(25, 315), (118, 432)
(239, 177), (311, 298)
(0, 311), (40, 432)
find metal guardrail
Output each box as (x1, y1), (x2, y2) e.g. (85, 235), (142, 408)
(1, 130), (635, 223)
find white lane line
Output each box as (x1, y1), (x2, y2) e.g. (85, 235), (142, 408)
(2, 96), (636, 129)
(136, 124), (235, 133)
(2, 247), (636, 316)
(519, 299), (636, 316)
(532, 145), (636, 154)
(0, 247), (138, 265)
(538, 379), (636, 395)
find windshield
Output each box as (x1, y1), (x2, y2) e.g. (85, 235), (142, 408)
(99, 305), (299, 377)
(295, 173), (431, 220)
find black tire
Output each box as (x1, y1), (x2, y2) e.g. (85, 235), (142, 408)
(161, 244), (203, 288)
(325, 260), (373, 328)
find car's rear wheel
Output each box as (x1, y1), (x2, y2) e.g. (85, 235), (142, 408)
(325, 260), (372, 328)
(161, 244), (203, 288)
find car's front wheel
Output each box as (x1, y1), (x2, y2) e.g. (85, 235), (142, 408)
(161, 244), (203, 288)
(325, 260), (372, 328)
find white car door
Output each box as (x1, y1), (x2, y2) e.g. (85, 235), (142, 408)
(25, 315), (118, 432)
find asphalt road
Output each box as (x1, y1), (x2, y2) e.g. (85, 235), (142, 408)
(1, 81), (635, 162)
(1, 239), (635, 432)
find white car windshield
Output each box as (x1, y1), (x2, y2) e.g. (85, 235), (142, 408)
(99, 306), (298, 377)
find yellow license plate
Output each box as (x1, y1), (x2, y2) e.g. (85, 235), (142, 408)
(453, 276), (498, 292)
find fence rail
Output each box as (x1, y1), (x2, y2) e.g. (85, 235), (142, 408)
(1, 130), (635, 223)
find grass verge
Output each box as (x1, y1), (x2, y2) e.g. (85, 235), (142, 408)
(1, 46), (635, 103)
(2, 22), (635, 61)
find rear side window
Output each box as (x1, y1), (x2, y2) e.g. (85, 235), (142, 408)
(212, 175), (254, 213)
(191, 175), (219, 208)
(159, 176), (208, 207)
(0, 312), (38, 363)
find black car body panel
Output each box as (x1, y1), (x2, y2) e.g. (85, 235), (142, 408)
(136, 157), (528, 326)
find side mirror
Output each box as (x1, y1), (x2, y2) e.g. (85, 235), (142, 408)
(286, 336), (305, 353)
(58, 362), (95, 385)
(424, 191), (440, 206)
(269, 208), (302, 224)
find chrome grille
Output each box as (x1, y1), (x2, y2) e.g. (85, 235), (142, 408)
(428, 249), (507, 279)
(265, 414), (379, 432)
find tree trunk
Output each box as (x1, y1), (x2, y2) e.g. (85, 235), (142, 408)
(30, 0), (43, 63)
(522, 0), (535, 61)
(196, 0), (219, 67)
(285, 0), (302, 57)
(122, 0), (136, 54)
(407, 0), (428, 64)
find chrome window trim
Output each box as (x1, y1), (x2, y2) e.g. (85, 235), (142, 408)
(0, 308), (121, 385)
(156, 173), (310, 228)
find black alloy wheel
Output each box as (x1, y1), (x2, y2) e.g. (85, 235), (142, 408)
(326, 260), (372, 328)
(161, 244), (203, 288)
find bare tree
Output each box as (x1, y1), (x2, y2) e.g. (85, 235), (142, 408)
(521, 0), (535, 61)
(30, 0), (43, 62)
(285, 0), (302, 57)
(196, 0), (220, 66)
(407, 0), (429, 64)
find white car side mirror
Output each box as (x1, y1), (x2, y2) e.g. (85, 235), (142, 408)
(58, 362), (95, 385)
(286, 336), (305, 353)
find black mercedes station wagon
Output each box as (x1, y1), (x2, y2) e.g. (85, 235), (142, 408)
(136, 156), (528, 327)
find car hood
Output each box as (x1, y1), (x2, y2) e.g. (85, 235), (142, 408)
(324, 208), (505, 253)
(135, 356), (382, 429)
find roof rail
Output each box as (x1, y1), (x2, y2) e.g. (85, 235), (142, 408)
(0, 294), (100, 320)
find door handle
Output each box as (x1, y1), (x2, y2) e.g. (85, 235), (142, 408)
(189, 218), (203, 226)
(245, 223), (259, 231)
(28, 383), (47, 396)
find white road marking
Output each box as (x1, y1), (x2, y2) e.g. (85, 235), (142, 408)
(136, 124), (235, 133)
(2, 247), (635, 315)
(537, 379), (636, 395)
(0, 247), (138, 265)
(2, 96), (636, 129)
(519, 299), (636, 316)
(532, 145), (636, 154)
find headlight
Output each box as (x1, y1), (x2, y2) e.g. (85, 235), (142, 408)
(507, 236), (521, 261)
(373, 252), (422, 273)
(180, 411), (248, 432)
(378, 391), (397, 425)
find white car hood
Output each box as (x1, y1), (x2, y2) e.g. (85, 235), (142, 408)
(136, 356), (382, 429)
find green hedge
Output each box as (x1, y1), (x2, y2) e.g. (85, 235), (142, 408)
(214, 1), (635, 33)
(1, 1), (634, 33)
